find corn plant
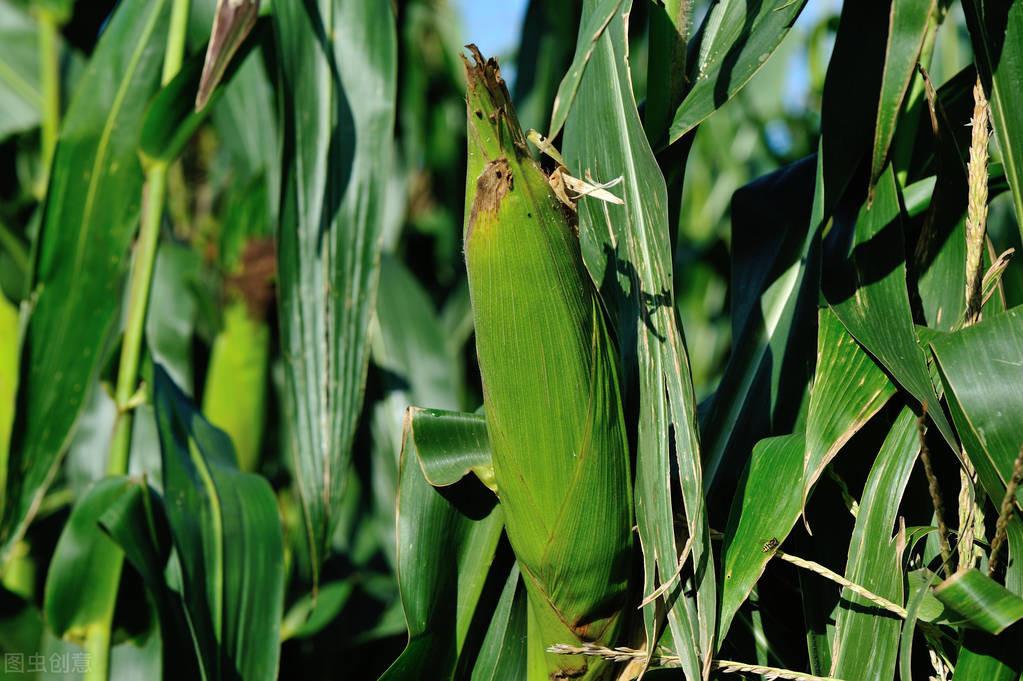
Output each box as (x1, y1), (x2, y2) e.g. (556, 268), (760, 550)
(1, 0), (1023, 680)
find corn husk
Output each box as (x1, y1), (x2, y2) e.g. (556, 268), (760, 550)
(463, 47), (633, 681)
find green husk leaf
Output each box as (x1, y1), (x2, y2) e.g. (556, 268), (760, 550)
(464, 46), (633, 680)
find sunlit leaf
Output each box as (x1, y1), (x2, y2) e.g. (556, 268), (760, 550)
(667, 0), (808, 145)
(563, 2), (714, 674)
(829, 407), (918, 679)
(273, 0), (397, 581)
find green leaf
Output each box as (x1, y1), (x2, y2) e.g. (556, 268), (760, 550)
(562, 2), (715, 675)
(469, 564), (527, 681)
(701, 155), (820, 490)
(830, 406), (918, 680)
(375, 255), (460, 413)
(280, 580), (355, 641)
(951, 630), (1023, 681)
(719, 432), (805, 640)
(97, 479), (171, 589)
(900, 568), (945, 681)
(962, 0), (1023, 238)
(870, 0), (936, 185)
(273, 0), (397, 580)
(146, 242), (200, 395)
(803, 306), (897, 511)
(819, 0), (891, 215)
(930, 307), (1023, 508)
(98, 478), (206, 680)
(645, 0), (692, 146)
(139, 18), (266, 165)
(0, 293), (18, 485)
(0, 1), (42, 140)
(370, 254), (464, 571)
(936, 569), (1023, 635)
(825, 166), (958, 450)
(512, 0), (581, 136)
(1, 0), (170, 564)
(546, 0), (621, 138)
(43, 477), (132, 641)
(153, 364), (285, 681)
(667, 0), (808, 145)
(380, 414), (504, 681)
(403, 408), (494, 493)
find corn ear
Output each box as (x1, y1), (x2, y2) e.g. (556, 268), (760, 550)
(463, 48), (633, 681)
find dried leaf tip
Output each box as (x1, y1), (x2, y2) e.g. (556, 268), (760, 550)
(462, 43), (507, 95)
(196, 0), (260, 111)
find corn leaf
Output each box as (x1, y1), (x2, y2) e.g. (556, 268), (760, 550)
(701, 155), (820, 490)
(819, 0), (890, 215)
(962, 0), (1023, 237)
(936, 569), (1023, 635)
(469, 564), (527, 681)
(871, 0), (936, 186)
(512, 0), (581, 136)
(830, 406), (918, 679)
(930, 307), (1023, 508)
(370, 254), (465, 572)
(43, 477), (133, 641)
(562, 2), (714, 674)
(153, 364), (285, 681)
(0, 294), (17, 485)
(98, 476), (203, 679)
(0, 0), (170, 564)
(273, 0), (397, 580)
(719, 433), (805, 640)
(380, 415), (504, 681)
(952, 630), (1023, 680)
(403, 408), (493, 491)
(667, 0), (808, 146)
(0, 1), (41, 140)
(645, 0), (692, 146)
(802, 306), (897, 511)
(546, 0), (622, 139)
(900, 567), (945, 681)
(825, 166), (958, 450)
(280, 580), (355, 642)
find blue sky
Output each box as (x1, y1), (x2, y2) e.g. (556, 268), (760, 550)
(455, 0), (529, 58)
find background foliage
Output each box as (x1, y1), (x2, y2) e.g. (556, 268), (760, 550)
(1, 0), (1022, 679)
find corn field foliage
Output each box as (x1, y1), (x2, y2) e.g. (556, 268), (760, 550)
(2, 0), (1023, 679)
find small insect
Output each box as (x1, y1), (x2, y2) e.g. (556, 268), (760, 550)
(762, 538), (780, 553)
